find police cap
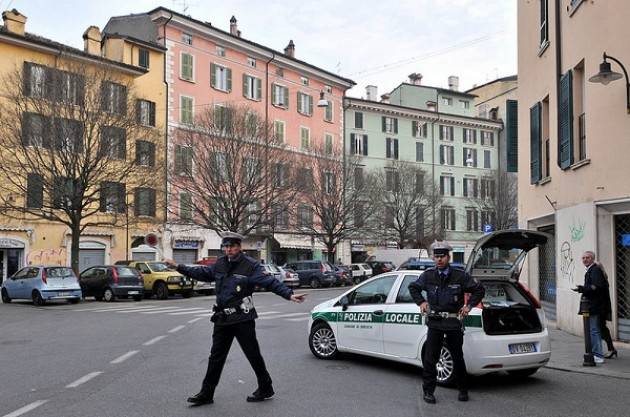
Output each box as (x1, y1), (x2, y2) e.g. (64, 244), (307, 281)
(430, 240), (452, 257)
(221, 231), (245, 247)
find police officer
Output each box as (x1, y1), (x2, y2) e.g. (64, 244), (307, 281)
(163, 231), (306, 406)
(408, 241), (484, 404)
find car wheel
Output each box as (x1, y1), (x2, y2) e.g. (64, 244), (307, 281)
(507, 368), (539, 378)
(32, 291), (45, 306)
(154, 282), (168, 300)
(310, 278), (320, 289)
(133, 295), (143, 302)
(1, 288), (11, 303)
(309, 322), (338, 359)
(182, 290), (193, 298)
(68, 298), (80, 304)
(436, 345), (456, 386)
(103, 288), (115, 302)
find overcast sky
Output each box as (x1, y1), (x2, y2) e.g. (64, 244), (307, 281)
(3, 0), (516, 97)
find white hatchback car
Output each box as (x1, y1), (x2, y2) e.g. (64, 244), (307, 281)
(308, 230), (551, 384)
(349, 263), (373, 284)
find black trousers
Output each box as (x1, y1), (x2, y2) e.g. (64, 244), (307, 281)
(598, 316), (615, 352)
(422, 326), (467, 393)
(201, 320), (271, 389)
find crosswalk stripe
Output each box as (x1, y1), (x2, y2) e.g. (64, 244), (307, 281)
(257, 311), (281, 316)
(286, 317), (310, 322)
(140, 307), (194, 314)
(167, 309), (212, 315)
(118, 307), (183, 314)
(259, 312), (309, 320)
(73, 304), (151, 312)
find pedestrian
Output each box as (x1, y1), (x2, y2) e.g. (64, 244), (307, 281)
(574, 251), (608, 364)
(408, 241), (485, 404)
(163, 231), (307, 406)
(596, 262), (617, 358)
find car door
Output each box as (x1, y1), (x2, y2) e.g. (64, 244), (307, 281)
(336, 275), (397, 354)
(382, 273), (425, 358)
(79, 268), (95, 296)
(5, 267), (29, 299)
(92, 268), (108, 294)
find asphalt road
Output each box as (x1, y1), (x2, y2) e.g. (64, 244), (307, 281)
(1, 287), (628, 417)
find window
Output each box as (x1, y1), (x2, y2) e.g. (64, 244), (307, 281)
(136, 100), (156, 127)
(460, 100), (469, 109)
(354, 112), (364, 129)
(439, 175), (455, 196)
(247, 57), (256, 68)
(350, 276), (396, 305)
(243, 158), (261, 180)
(463, 177), (479, 198)
(52, 177), (74, 209)
(135, 140), (155, 167)
(530, 99), (544, 183)
(396, 274), (420, 303)
(274, 163), (288, 187)
(211, 63), (232, 92)
(324, 85), (332, 94)
(274, 205), (289, 228)
(350, 133), (368, 156)
(295, 168), (313, 190)
(180, 52), (194, 81)
(100, 126), (126, 160)
(323, 172), (335, 194)
(26, 173), (43, 208)
(440, 207), (456, 231)
(297, 205), (313, 227)
(213, 152), (228, 181)
(506, 100), (518, 172)
(354, 167), (364, 189)
(22, 112), (49, 148)
(415, 142), (424, 162)
(385, 206), (396, 227)
(179, 192), (193, 222)
(484, 150), (491, 168)
(481, 210), (495, 229)
(180, 96), (194, 125)
(138, 48), (149, 68)
(385, 170), (400, 192)
(175, 145), (193, 176)
(274, 120), (285, 143)
(481, 131), (495, 146)
(325, 134), (334, 155)
(242, 74), (261, 100)
(442, 97), (452, 106)
(53, 118), (83, 153)
(272, 84), (289, 108)
(297, 92), (313, 116)
(216, 45), (225, 56)
(412, 121), (427, 138)
(300, 127), (310, 149)
(480, 178), (496, 199)
(23, 62), (49, 98)
(439, 144), (454, 165)
(214, 105), (233, 133)
(325, 101), (333, 122)
(182, 33), (193, 45)
(301, 77), (309, 86)
(101, 81), (127, 114)
(463, 147), (477, 167)
(386, 137), (399, 159)
(382, 116), (398, 134)
(100, 181), (125, 213)
(463, 128), (476, 144)
(135, 188), (156, 217)
(57, 70), (84, 105)
(540, 0), (549, 48)
(466, 208), (479, 231)
(354, 203), (364, 227)
(439, 125), (454, 141)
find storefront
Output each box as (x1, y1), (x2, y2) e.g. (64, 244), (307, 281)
(0, 237), (25, 283)
(271, 233), (324, 265)
(172, 239), (201, 265)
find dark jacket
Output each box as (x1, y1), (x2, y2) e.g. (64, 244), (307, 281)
(177, 253), (293, 325)
(582, 263), (609, 316)
(408, 266), (485, 329)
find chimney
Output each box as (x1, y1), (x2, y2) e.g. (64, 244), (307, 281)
(448, 75), (460, 91)
(2, 9), (27, 36)
(365, 85), (378, 101)
(380, 93), (390, 104)
(284, 40), (295, 58)
(82, 26), (102, 56)
(408, 72), (423, 85)
(229, 16), (239, 36)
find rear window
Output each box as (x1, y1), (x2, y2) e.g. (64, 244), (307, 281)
(115, 267), (138, 276)
(45, 267), (74, 278)
(482, 282), (531, 307)
(473, 247), (523, 270)
(322, 263), (333, 272)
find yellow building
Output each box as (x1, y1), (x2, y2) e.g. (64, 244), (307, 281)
(0, 9), (166, 279)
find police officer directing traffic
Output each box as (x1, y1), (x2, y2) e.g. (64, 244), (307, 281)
(163, 231), (306, 406)
(408, 241), (484, 404)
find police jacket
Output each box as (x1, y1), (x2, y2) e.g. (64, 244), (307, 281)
(409, 266), (485, 329)
(581, 263), (609, 316)
(176, 253), (293, 325)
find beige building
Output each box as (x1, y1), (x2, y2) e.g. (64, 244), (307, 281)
(518, 0), (630, 341)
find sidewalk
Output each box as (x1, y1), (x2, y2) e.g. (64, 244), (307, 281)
(546, 325), (630, 380)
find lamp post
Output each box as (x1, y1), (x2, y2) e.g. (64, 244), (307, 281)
(589, 52), (630, 113)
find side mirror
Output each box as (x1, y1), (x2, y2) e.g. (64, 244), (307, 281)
(339, 295), (350, 311)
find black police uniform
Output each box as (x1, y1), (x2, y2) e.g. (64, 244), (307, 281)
(176, 252), (294, 403)
(409, 266), (484, 397)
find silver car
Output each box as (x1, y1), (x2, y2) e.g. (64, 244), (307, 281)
(1, 265), (82, 305)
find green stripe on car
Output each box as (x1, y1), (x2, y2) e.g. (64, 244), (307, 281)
(312, 311), (482, 327)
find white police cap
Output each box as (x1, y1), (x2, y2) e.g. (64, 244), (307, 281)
(430, 240), (452, 256)
(220, 231), (245, 246)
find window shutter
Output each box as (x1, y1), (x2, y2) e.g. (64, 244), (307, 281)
(99, 182), (108, 212)
(355, 112), (363, 128)
(117, 183), (126, 213)
(136, 100), (141, 123)
(210, 63), (216, 87)
(473, 179), (479, 197)
(439, 125), (444, 140)
(462, 148), (467, 166)
(297, 92), (301, 112)
(308, 95), (313, 115)
(449, 146), (454, 165)
(226, 68), (232, 92)
(394, 139), (399, 159)
(283, 86), (289, 108)
(350, 133), (356, 154)
(439, 145), (445, 164)
(484, 150), (490, 168)
(23, 62), (32, 96)
(149, 189), (156, 217)
(422, 123), (428, 138)
(473, 149), (478, 167)
(481, 180), (486, 199)
(450, 177), (455, 196)
(530, 102), (542, 183)
(242, 73), (248, 98)
(463, 179), (468, 196)
(271, 84), (277, 104)
(449, 126), (454, 140)
(506, 100), (518, 172)
(386, 137), (391, 158)
(362, 135), (368, 155)
(175, 146), (182, 173)
(118, 128), (126, 159)
(148, 142), (155, 167)
(382, 117), (386, 132)
(256, 78), (262, 100)
(26, 173), (43, 208)
(134, 188), (141, 216)
(135, 140), (143, 164)
(439, 177), (444, 195)
(393, 118), (398, 134)
(412, 120), (418, 137)
(558, 71), (574, 169)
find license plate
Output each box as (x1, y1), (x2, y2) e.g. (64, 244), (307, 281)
(58, 292), (68, 296)
(128, 291), (139, 295)
(509, 343), (537, 354)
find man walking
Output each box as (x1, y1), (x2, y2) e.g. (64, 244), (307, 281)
(408, 241), (484, 404)
(164, 231), (306, 406)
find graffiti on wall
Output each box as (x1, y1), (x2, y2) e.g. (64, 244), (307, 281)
(570, 218), (586, 242)
(26, 249), (66, 265)
(559, 241), (575, 285)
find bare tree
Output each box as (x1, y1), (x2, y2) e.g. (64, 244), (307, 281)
(170, 104), (299, 237)
(474, 170), (518, 231)
(0, 62), (163, 273)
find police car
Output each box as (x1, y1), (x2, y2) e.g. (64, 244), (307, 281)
(307, 230), (551, 384)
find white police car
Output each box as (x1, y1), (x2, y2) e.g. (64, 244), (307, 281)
(308, 230), (552, 384)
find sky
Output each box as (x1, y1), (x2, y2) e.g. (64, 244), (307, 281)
(2, 0), (517, 97)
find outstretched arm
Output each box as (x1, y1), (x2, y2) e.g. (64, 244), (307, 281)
(250, 264), (306, 303)
(163, 259), (215, 282)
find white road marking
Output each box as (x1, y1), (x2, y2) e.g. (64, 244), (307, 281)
(259, 312), (309, 320)
(110, 350), (139, 364)
(195, 313), (213, 317)
(118, 307), (181, 314)
(2, 400), (48, 417)
(72, 304), (153, 312)
(286, 317), (310, 322)
(168, 309), (211, 315)
(256, 311), (281, 316)
(168, 325), (186, 333)
(65, 371), (103, 388)
(188, 317), (203, 323)
(143, 335), (167, 346)
(141, 307), (196, 314)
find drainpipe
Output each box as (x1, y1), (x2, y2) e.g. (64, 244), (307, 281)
(431, 91), (441, 240)
(264, 52), (275, 263)
(554, 0), (562, 168)
(161, 12), (173, 252)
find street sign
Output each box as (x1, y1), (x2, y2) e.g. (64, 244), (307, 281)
(144, 233), (159, 247)
(483, 224), (494, 234)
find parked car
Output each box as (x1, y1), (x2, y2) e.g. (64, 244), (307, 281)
(278, 266), (300, 288)
(127, 261), (194, 299)
(366, 261), (396, 275)
(398, 258), (435, 271)
(349, 263), (373, 284)
(332, 264), (353, 286)
(284, 260), (336, 288)
(1, 266), (82, 306)
(79, 265), (144, 302)
(308, 229), (552, 385)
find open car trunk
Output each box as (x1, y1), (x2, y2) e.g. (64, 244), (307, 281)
(480, 281), (543, 335)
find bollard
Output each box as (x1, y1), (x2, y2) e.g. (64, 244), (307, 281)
(579, 295), (596, 367)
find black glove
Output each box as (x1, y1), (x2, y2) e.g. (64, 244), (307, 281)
(575, 285), (584, 293)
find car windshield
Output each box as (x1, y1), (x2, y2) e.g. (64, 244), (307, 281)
(115, 267), (138, 276)
(266, 264), (280, 273)
(147, 262), (172, 272)
(45, 267), (74, 277)
(472, 247), (524, 270)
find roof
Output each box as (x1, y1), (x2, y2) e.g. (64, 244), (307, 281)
(0, 25), (147, 75)
(466, 75), (518, 94)
(101, 33), (167, 52)
(103, 13), (166, 51)
(394, 82), (478, 98)
(146, 6), (355, 87)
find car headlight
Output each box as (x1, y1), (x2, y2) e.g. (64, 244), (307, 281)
(167, 276), (182, 283)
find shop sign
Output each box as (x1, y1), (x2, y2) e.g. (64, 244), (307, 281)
(174, 240), (200, 249)
(0, 238), (25, 248)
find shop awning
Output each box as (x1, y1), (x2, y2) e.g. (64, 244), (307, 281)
(274, 233), (326, 250)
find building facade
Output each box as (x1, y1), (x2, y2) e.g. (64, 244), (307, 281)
(518, 0), (630, 340)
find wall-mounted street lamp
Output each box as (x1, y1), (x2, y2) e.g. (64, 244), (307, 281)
(589, 52), (630, 113)
(317, 91), (329, 108)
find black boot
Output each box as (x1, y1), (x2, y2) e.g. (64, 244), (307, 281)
(458, 390), (469, 402)
(187, 385), (215, 406)
(246, 385), (275, 402)
(423, 390), (436, 404)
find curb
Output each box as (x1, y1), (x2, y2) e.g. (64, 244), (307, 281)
(544, 363), (630, 380)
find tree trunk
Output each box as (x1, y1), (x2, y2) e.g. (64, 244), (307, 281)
(70, 223), (81, 276)
(327, 241), (336, 264)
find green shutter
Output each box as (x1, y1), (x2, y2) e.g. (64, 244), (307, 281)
(226, 68), (232, 92)
(242, 73), (248, 98)
(530, 102), (542, 184)
(256, 78), (262, 100)
(382, 117), (386, 132)
(175, 146), (182, 173)
(308, 95), (313, 115)
(284, 86), (289, 108)
(271, 83), (277, 104)
(506, 100), (518, 172)
(412, 121), (418, 137)
(297, 92), (302, 113)
(394, 118), (398, 134)
(210, 63), (216, 87)
(558, 70), (574, 169)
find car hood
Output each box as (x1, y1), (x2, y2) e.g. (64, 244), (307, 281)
(312, 297), (341, 312)
(466, 229), (550, 281)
